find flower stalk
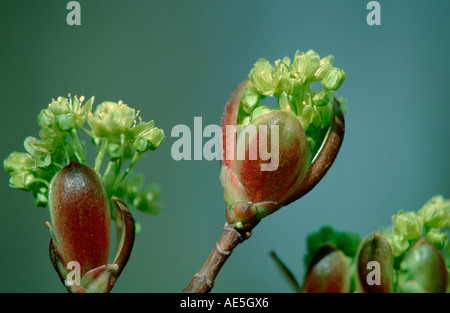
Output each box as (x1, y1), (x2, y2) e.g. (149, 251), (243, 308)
(184, 223), (254, 293)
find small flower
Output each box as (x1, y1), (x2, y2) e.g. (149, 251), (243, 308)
(249, 58), (277, 96)
(418, 195), (450, 229)
(392, 210), (424, 240)
(277, 72), (305, 96)
(3, 151), (35, 174)
(45, 95), (94, 131)
(425, 228), (447, 250)
(87, 101), (139, 140)
(291, 50), (321, 81)
(385, 232), (410, 257)
(313, 55), (334, 81)
(46, 161), (135, 293)
(87, 100), (164, 161)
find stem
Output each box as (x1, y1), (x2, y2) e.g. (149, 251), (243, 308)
(103, 160), (114, 180)
(70, 129), (87, 164)
(95, 137), (108, 172)
(113, 150), (141, 191)
(62, 143), (71, 165)
(30, 178), (50, 189)
(112, 134), (126, 189)
(184, 223), (253, 293)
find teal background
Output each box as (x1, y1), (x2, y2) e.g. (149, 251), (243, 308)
(0, 0), (448, 292)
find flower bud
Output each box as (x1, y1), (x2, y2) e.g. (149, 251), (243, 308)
(241, 87), (260, 114)
(397, 238), (447, 293)
(356, 233), (394, 293)
(220, 79), (345, 227)
(48, 161), (111, 276)
(47, 161), (135, 292)
(221, 108), (310, 225)
(303, 246), (350, 293)
(322, 68), (346, 90)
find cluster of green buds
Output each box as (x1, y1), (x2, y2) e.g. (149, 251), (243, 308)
(220, 50), (346, 229)
(271, 195), (450, 293)
(244, 50), (346, 155)
(3, 94), (165, 292)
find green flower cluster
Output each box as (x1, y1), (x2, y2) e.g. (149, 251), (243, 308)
(86, 101), (164, 161)
(3, 94), (165, 218)
(3, 95), (94, 207)
(386, 195), (449, 257)
(271, 195), (449, 293)
(239, 50), (347, 158)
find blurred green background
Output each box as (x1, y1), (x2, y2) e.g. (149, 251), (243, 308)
(0, 0), (448, 292)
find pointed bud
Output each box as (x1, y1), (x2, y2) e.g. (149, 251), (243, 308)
(356, 233), (394, 293)
(47, 163), (135, 293)
(48, 161), (111, 275)
(303, 246), (350, 293)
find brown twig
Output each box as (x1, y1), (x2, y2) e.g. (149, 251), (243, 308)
(183, 223), (253, 293)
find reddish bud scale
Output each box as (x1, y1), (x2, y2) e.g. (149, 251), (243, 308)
(232, 110), (310, 204)
(49, 161), (111, 276)
(220, 80), (345, 226)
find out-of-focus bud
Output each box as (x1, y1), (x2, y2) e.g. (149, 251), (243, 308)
(356, 233), (394, 293)
(46, 161), (135, 293)
(425, 228), (447, 250)
(397, 238), (447, 293)
(385, 232), (410, 257)
(418, 195), (450, 229)
(392, 210), (424, 240)
(303, 245), (351, 293)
